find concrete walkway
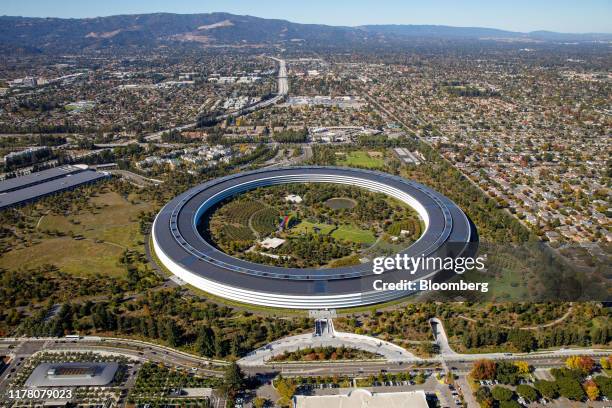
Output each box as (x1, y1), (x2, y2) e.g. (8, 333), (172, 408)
(239, 330), (418, 366)
(429, 317), (457, 356)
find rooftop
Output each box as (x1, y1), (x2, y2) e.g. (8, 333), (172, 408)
(25, 362), (119, 387)
(259, 237), (285, 249)
(294, 389), (429, 408)
(0, 166), (108, 210)
(0, 165), (87, 194)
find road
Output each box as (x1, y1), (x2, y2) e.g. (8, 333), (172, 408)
(106, 169), (163, 186)
(260, 144), (313, 168)
(144, 57), (288, 142)
(2, 335), (607, 377)
(1, 334), (610, 408)
(0, 337), (226, 370)
(271, 57), (289, 95)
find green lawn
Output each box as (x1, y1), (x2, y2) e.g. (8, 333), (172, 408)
(292, 221), (375, 244)
(292, 220), (336, 235)
(332, 224), (376, 244)
(338, 151), (385, 169)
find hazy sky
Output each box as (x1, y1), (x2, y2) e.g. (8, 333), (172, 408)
(2, 0), (611, 33)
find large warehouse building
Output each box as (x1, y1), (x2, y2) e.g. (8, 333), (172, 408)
(0, 165), (109, 210)
(152, 166), (476, 309)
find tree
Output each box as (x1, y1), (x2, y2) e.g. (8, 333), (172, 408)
(275, 376), (297, 407)
(163, 319), (182, 347)
(556, 377), (585, 401)
(195, 325), (216, 357)
(499, 401), (522, 408)
(600, 356), (612, 370)
(471, 359), (497, 380)
(535, 380), (559, 399)
(565, 356), (594, 374)
(514, 361), (531, 374)
(253, 397), (268, 408)
(215, 330), (228, 358)
(495, 361), (520, 385)
(516, 384), (539, 402)
(593, 376), (612, 399)
(491, 386), (514, 402)
(508, 330), (536, 352)
(475, 386), (493, 407)
(222, 362), (245, 399)
(551, 367), (584, 382)
(584, 380), (600, 401)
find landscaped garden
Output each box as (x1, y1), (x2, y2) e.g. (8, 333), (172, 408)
(202, 182), (423, 268)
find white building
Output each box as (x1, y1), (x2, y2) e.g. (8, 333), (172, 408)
(259, 237), (285, 249)
(294, 389), (428, 408)
(285, 194), (303, 203)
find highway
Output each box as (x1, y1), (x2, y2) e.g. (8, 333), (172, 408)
(105, 169), (163, 186)
(144, 57), (288, 142)
(1, 336), (609, 375)
(271, 57), (289, 95)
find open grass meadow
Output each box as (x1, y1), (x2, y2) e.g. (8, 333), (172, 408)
(0, 191), (153, 277)
(292, 220), (336, 235)
(331, 224), (376, 244)
(338, 151), (385, 169)
(292, 220), (375, 244)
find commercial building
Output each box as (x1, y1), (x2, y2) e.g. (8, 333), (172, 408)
(0, 165), (109, 210)
(152, 166), (476, 309)
(3, 146), (51, 166)
(25, 362), (119, 387)
(294, 389), (429, 408)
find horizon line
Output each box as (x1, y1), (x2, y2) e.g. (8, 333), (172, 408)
(1, 11), (610, 35)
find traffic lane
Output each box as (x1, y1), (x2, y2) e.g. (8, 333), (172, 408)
(44, 345), (223, 376)
(0, 340), (223, 377)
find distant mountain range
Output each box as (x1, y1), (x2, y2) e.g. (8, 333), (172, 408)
(0, 12), (610, 53)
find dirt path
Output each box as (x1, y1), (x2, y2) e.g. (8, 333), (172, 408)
(36, 214), (46, 229)
(458, 304), (573, 331)
(248, 210), (261, 239)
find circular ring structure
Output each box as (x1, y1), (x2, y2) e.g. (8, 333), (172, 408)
(152, 166), (475, 309)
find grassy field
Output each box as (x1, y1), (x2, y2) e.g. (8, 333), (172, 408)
(0, 191), (153, 277)
(462, 266), (529, 301)
(292, 220), (375, 244)
(332, 224), (376, 244)
(292, 220), (336, 235)
(38, 192), (151, 248)
(338, 151), (385, 169)
(0, 237), (126, 277)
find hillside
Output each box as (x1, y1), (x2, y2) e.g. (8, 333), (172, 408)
(0, 12), (609, 53)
